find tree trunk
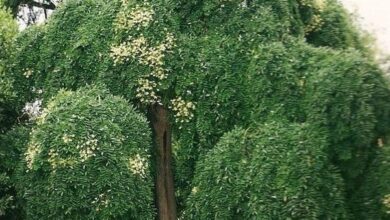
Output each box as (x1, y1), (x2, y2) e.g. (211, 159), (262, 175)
(150, 105), (177, 220)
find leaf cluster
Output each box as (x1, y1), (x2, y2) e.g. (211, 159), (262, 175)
(14, 85), (155, 220)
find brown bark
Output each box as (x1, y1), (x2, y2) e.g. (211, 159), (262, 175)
(150, 105), (177, 220)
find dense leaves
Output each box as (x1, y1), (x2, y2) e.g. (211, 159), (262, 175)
(15, 85), (155, 219)
(184, 122), (347, 219)
(306, 0), (370, 52)
(0, 4), (20, 218)
(0, 126), (29, 218)
(2, 0), (390, 219)
(0, 3), (18, 132)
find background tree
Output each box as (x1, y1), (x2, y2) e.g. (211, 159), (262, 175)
(0, 0), (18, 132)
(0, 4), (20, 218)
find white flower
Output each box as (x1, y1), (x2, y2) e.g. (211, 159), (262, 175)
(128, 154), (148, 178)
(62, 134), (74, 144)
(79, 138), (98, 162)
(23, 69), (33, 78)
(383, 194), (390, 211)
(191, 186), (199, 194)
(170, 97), (196, 124)
(23, 99), (43, 119)
(25, 141), (41, 170)
(110, 3), (176, 106)
(115, 4), (155, 31)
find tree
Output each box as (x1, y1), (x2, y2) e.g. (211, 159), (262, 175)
(6, 0), (390, 219)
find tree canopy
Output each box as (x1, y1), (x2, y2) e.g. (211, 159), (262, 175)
(1, 0), (390, 219)
(15, 85), (155, 219)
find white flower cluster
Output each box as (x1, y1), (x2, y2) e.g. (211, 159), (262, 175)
(36, 108), (48, 125)
(23, 99), (43, 120)
(110, 36), (146, 65)
(47, 149), (77, 170)
(47, 149), (60, 169)
(23, 68), (33, 78)
(25, 140), (41, 170)
(110, 3), (177, 106)
(128, 154), (148, 178)
(115, 3), (155, 31)
(136, 78), (160, 104)
(191, 186), (199, 194)
(304, 14), (323, 34)
(92, 192), (111, 212)
(62, 134), (74, 144)
(110, 33), (175, 73)
(170, 96), (195, 123)
(384, 194), (390, 214)
(299, 0), (324, 9)
(31, 87), (43, 94)
(78, 138), (98, 162)
(110, 34), (175, 71)
(46, 134), (99, 169)
(299, 0), (325, 34)
(313, 0), (326, 10)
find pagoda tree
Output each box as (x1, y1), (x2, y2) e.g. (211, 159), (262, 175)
(3, 0), (390, 219)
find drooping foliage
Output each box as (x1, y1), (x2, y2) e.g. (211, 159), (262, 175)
(173, 37), (390, 215)
(184, 122), (347, 219)
(15, 85), (155, 219)
(173, 0), (326, 37)
(3, 0), (390, 219)
(8, 0), (119, 105)
(0, 126), (29, 218)
(349, 144), (390, 219)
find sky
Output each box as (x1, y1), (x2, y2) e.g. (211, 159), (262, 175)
(340, 0), (390, 54)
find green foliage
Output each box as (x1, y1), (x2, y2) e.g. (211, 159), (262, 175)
(173, 0), (307, 36)
(172, 36), (390, 214)
(348, 145), (390, 219)
(15, 85), (155, 220)
(183, 122), (347, 219)
(171, 34), (252, 207)
(306, 0), (371, 53)
(7, 0), (390, 218)
(5, 25), (44, 119)
(100, 0), (179, 104)
(1, 0), (20, 17)
(0, 4), (18, 132)
(8, 0), (119, 105)
(304, 49), (386, 181)
(0, 8), (27, 213)
(378, 144), (390, 218)
(0, 126), (29, 218)
(0, 2), (17, 59)
(303, 48), (390, 218)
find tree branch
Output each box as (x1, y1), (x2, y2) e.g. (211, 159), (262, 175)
(23, 0), (56, 10)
